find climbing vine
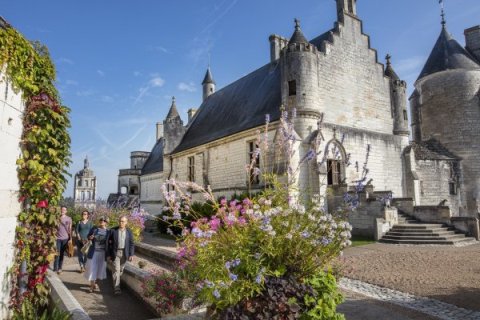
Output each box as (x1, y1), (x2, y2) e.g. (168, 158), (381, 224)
(0, 21), (71, 312)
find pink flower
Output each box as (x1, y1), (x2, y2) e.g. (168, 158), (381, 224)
(209, 217), (221, 231)
(36, 199), (48, 208)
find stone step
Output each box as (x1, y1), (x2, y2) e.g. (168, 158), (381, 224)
(392, 224), (445, 229)
(385, 231), (457, 237)
(379, 237), (476, 245)
(389, 228), (451, 234)
(381, 234), (466, 241)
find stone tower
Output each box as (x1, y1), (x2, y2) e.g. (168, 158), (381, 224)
(73, 155), (97, 209)
(385, 54), (408, 136)
(280, 19), (321, 194)
(410, 20), (480, 215)
(202, 67), (216, 101)
(163, 96), (186, 155)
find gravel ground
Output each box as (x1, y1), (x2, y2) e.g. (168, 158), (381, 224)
(339, 242), (480, 312)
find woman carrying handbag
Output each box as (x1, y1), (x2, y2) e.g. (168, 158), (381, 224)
(84, 216), (110, 293)
(76, 210), (93, 273)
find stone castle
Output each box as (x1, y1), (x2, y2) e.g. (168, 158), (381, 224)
(110, 0), (480, 238)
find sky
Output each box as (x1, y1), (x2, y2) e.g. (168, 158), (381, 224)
(2, 0), (480, 199)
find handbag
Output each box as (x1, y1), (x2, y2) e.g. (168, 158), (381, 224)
(67, 239), (74, 257)
(81, 240), (92, 255)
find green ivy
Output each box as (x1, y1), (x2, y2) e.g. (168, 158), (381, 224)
(0, 22), (71, 312)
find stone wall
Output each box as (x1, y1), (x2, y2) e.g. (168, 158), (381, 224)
(0, 73), (24, 319)
(140, 172), (164, 216)
(315, 15), (395, 135)
(405, 157), (461, 215)
(413, 206), (451, 225)
(414, 70), (480, 215)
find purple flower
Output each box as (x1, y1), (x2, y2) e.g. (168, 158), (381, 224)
(256, 274), (262, 284)
(225, 261), (231, 270)
(229, 273), (238, 281)
(213, 289), (220, 298)
(233, 258), (241, 267)
(301, 231), (310, 238)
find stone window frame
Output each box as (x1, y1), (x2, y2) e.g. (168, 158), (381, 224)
(187, 155), (195, 182)
(247, 141), (261, 186)
(323, 138), (347, 186)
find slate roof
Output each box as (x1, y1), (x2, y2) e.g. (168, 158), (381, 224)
(141, 138), (164, 175)
(417, 27), (480, 81)
(289, 20), (309, 44)
(384, 55), (400, 80)
(166, 98), (180, 119)
(173, 62), (281, 153)
(202, 67), (215, 85)
(407, 138), (460, 161)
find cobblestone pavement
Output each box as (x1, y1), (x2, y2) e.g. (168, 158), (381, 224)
(339, 278), (480, 320)
(340, 242), (480, 312)
(55, 255), (155, 320)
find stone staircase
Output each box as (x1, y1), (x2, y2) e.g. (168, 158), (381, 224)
(380, 212), (476, 245)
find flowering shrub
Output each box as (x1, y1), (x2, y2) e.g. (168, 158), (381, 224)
(163, 177), (351, 317)
(92, 207), (146, 242)
(161, 108), (353, 318)
(142, 271), (187, 315)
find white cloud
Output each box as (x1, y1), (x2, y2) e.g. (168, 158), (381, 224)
(154, 46), (169, 53)
(97, 70), (105, 77)
(58, 57), (74, 65)
(132, 76), (166, 106)
(178, 81), (197, 92)
(149, 77), (165, 88)
(66, 79), (78, 86)
(101, 95), (114, 103)
(76, 89), (94, 97)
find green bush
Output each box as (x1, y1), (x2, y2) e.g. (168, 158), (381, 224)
(12, 300), (71, 320)
(301, 272), (345, 320)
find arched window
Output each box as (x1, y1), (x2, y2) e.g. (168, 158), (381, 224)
(324, 139), (347, 186)
(120, 186), (128, 194)
(81, 191), (85, 200)
(85, 180), (89, 187)
(87, 191), (91, 200)
(78, 180), (82, 187)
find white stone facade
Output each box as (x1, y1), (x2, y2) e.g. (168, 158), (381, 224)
(0, 72), (24, 319)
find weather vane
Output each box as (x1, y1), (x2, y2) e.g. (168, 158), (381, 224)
(439, 0), (446, 26)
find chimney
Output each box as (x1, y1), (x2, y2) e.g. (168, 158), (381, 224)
(465, 25), (480, 62)
(156, 122), (163, 140)
(269, 34), (288, 62)
(187, 108), (197, 123)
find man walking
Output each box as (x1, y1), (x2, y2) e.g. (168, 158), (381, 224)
(53, 206), (72, 274)
(108, 215), (134, 295)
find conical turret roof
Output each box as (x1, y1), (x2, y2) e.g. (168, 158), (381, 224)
(417, 27), (480, 81)
(384, 54), (400, 80)
(289, 19), (309, 44)
(166, 97), (180, 119)
(202, 67), (215, 85)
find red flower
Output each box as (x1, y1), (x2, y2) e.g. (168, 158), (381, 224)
(18, 196), (26, 203)
(36, 200), (48, 208)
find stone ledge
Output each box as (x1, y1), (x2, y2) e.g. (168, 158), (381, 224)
(135, 242), (177, 267)
(46, 270), (91, 320)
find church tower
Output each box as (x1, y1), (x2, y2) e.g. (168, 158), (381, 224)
(73, 155), (97, 209)
(202, 67), (216, 101)
(385, 54), (408, 136)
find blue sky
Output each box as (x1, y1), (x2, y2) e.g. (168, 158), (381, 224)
(3, 0), (479, 199)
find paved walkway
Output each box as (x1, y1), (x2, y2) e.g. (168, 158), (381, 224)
(55, 255), (155, 320)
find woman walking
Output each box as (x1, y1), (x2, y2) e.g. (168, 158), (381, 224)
(84, 216), (110, 293)
(75, 210), (93, 273)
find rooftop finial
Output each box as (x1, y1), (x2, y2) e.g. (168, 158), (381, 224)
(386, 54), (392, 66)
(439, 0), (446, 27)
(294, 18), (300, 30)
(172, 96), (176, 104)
